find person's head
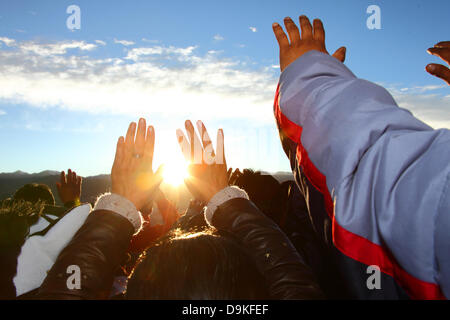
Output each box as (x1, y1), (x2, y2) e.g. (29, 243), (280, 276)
(13, 183), (55, 206)
(126, 229), (268, 299)
(0, 198), (44, 245)
(233, 169), (281, 222)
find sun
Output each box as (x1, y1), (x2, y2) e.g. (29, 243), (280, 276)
(162, 160), (189, 186)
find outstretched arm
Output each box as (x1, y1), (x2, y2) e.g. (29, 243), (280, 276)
(176, 121), (324, 299)
(37, 118), (163, 299)
(272, 15), (450, 299)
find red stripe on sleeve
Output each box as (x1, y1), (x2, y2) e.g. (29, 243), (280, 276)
(273, 83), (445, 300)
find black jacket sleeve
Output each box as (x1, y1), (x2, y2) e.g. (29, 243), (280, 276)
(36, 210), (134, 299)
(211, 197), (324, 299)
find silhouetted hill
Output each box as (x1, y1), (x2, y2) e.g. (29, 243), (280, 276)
(0, 170), (294, 209)
(0, 171), (111, 205)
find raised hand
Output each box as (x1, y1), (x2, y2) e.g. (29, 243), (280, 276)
(228, 168), (242, 186)
(426, 41), (450, 85)
(111, 118), (163, 211)
(176, 120), (228, 203)
(272, 15), (346, 72)
(56, 169), (82, 205)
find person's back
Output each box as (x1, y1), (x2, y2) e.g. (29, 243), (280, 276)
(0, 199), (44, 298)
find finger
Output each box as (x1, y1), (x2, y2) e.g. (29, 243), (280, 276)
(231, 168), (241, 183)
(196, 120), (214, 153)
(427, 47), (450, 64)
(72, 170), (77, 184)
(227, 167), (232, 179)
(153, 165), (164, 188)
(196, 120), (215, 165)
(216, 128), (226, 166)
(299, 15), (313, 40)
(143, 125), (155, 168)
(76, 176), (82, 187)
(272, 22), (289, 49)
(185, 120), (203, 164)
(283, 17), (301, 45)
(134, 118), (147, 157)
(426, 64), (450, 85)
(229, 169), (237, 185)
(56, 182), (61, 192)
(313, 19), (325, 42)
(176, 128), (191, 162)
(332, 47), (346, 63)
(60, 171), (66, 185)
(125, 122), (137, 151)
(113, 136), (125, 168)
(67, 169), (73, 184)
(435, 41), (450, 48)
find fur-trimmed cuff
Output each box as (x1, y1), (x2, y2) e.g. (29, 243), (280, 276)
(94, 193), (143, 234)
(204, 186), (249, 226)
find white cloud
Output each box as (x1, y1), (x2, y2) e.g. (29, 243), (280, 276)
(114, 39), (135, 46)
(386, 85), (450, 129)
(249, 27), (257, 33)
(0, 110), (6, 116)
(213, 34), (224, 41)
(207, 50), (222, 55)
(0, 37), (278, 124)
(95, 40), (106, 46)
(142, 38), (159, 44)
(0, 37), (16, 47)
(124, 45), (197, 61)
(1, 38), (97, 55)
(397, 84), (446, 94)
(18, 41), (97, 56)
(0, 36), (447, 129)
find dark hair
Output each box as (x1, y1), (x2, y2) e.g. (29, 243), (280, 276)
(271, 180), (294, 228)
(233, 169), (281, 223)
(126, 229), (268, 299)
(13, 183), (55, 206)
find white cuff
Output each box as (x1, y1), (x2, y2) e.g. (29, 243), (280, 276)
(94, 193), (143, 234)
(204, 186), (249, 226)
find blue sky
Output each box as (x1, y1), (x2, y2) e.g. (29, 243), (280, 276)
(0, 0), (449, 176)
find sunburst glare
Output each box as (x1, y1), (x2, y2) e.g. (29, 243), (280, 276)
(162, 160), (189, 187)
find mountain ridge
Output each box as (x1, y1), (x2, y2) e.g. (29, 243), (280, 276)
(0, 170), (294, 208)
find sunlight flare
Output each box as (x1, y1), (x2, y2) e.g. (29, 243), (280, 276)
(162, 160), (189, 186)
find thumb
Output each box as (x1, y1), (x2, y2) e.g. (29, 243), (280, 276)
(332, 46), (346, 63)
(154, 165), (164, 186)
(426, 64), (450, 85)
